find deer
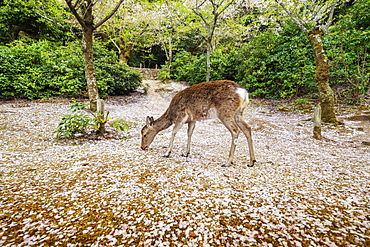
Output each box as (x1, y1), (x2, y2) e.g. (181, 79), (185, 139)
(140, 80), (256, 167)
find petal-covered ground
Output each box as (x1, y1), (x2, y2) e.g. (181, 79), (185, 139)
(0, 80), (369, 246)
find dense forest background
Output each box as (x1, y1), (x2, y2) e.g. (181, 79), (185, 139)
(0, 0), (369, 103)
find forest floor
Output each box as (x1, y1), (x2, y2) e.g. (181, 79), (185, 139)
(0, 80), (369, 246)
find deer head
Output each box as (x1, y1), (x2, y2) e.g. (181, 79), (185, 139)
(141, 116), (157, 150)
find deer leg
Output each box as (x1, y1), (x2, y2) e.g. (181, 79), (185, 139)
(219, 117), (240, 167)
(235, 113), (256, 167)
(183, 121), (196, 157)
(164, 118), (186, 157)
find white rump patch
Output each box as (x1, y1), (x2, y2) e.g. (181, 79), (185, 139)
(236, 87), (249, 108)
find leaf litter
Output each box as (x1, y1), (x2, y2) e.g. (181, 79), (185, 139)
(0, 80), (369, 246)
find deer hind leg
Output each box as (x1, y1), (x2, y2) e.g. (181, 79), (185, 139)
(235, 111), (256, 167)
(219, 116), (240, 167)
(183, 121), (196, 157)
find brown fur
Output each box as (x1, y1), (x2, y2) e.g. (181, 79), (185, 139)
(141, 80), (256, 167)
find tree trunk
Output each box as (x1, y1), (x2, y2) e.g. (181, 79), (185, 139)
(313, 104), (322, 139)
(80, 0), (99, 113)
(81, 0), (104, 134)
(82, 27), (99, 112)
(119, 36), (133, 64)
(206, 38), (211, 82)
(308, 27), (337, 123)
(167, 36), (173, 73)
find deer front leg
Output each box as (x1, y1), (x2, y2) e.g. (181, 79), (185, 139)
(164, 118), (186, 157)
(182, 121), (196, 157)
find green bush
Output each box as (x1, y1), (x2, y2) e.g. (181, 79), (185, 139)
(0, 40), (142, 99)
(325, 0), (370, 103)
(169, 51), (237, 85)
(237, 23), (316, 98)
(168, 22), (316, 98)
(55, 102), (92, 139)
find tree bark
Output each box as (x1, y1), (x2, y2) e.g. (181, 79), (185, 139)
(119, 37), (133, 64)
(206, 38), (211, 82)
(83, 27), (99, 112)
(313, 104), (322, 139)
(308, 27), (337, 123)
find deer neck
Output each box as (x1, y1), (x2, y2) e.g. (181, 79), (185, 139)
(154, 111), (173, 131)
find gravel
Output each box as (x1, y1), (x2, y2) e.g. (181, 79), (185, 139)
(0, 80), (369, 246)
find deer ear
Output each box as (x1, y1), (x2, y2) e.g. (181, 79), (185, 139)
(146, 116), (154, 126)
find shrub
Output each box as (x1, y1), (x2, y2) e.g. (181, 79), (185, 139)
(167, 23), (316, 98)
(0, 40), (142, 99)
(237, 23), (316, 98)
(169, 51), (237, 85)
(325, 0), (370, 103)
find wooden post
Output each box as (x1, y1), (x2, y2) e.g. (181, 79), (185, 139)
(97, 99), (105, 135)
(313, 104), (322, 139)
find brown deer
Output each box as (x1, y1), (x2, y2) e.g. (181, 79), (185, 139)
(141, 80), (256, 167)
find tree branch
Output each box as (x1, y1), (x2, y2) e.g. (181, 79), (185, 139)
(322, 1), (336, 31)
(274, 0), (308, 33)
(36, 11), (81, 40)
(94, 0), (125, 30)
(217, 0), (236, 16)
(65, 0), (87, 30)
(192, 7), (210, 27)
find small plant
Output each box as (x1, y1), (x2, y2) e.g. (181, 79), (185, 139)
(55, 102), (92, 138)
(56, 101), (134, 139)
(112, 119), (132, 131)
(294, 98), (308, 108)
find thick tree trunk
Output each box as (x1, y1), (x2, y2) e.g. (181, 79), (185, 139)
(308, 28), (337, 123)
(65, 0), (124, 136)
(80, 0), (99, 113)
(81, 0), (104, 134)
(82, 27), (99, 112)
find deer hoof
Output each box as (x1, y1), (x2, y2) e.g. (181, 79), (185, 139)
(247, 160), (257, 167)
(163, 151), (171, 158)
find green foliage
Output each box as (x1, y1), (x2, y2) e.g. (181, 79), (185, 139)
(158, 65), (171, 82)
(168, 23), (316, 98)
(0, 0), (68, 44)
(325, 0), (370, 103)
(95, 61), (142, 97)
(55, 102), (133, 139)
(0, 40), (85, 99)
(0, 40), (142, 99)
(112, 119), (132, 131)
(169, 51), (236, 85)
(238, 23), (316, 98)
(55, 102), (91, 139)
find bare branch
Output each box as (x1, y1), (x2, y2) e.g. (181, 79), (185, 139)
(217, 0), (236, 16)
(274, 0), (308, 33)
(192, 8), (210, 27)
(322, 1), (337, 31)
(65, 0), (87, 30)
(73, 0), (81, 9)
(36, 11), (80, 40)
(36, 11), (67, 29)
(95, 0), (125, 29)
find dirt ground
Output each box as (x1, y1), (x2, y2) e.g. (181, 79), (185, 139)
(0, 80), (369, 246)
